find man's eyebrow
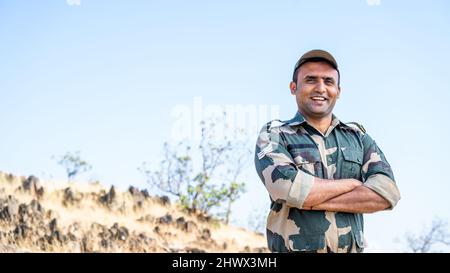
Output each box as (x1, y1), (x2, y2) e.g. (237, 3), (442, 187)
(303, 75), (336, 82)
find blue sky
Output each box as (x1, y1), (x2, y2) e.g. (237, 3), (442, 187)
(1, 0), (450, 252)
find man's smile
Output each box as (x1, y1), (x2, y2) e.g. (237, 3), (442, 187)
(310, 96), (328, 106)
(310, 96), (327, 101)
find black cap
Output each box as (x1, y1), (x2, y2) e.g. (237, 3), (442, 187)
(292, 49), (339, 81)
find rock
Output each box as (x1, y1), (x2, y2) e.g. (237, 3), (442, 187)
(49, 218), (58, 233)
(128, 186), (140, 196)
(18, 203), (28, 219)
(99, 186), (116, 205)
(157, 195), (170, 206)
(140, 189), (149, 198)
(128, 186), (149, 201)
(110, 223), (129, 241)
(47, 230), (63, 244)
(81, 236), (93, 252)
(0, 195), (19, 221)
(153, 226), (160, 234)
(175, 217), (185, 227)
(22, 176), (39, 191)
(137, 233), (155, 246)
(29, 199), (43, 214)
(22, 176), (44, 197)
(175, 217), (196, 232)
(35, 187), (44, 198)
(13, 223), (30, 239)
(63, 187), (75, 206)
(101, 238), (111, 249)
(158, 213), (173, 225)
(128, 186), (145, 209)
(200, 228), (211, 240)
(185, 247), (206, 253)
(7, 195), (19, 219)
(67, 222), (81, 239)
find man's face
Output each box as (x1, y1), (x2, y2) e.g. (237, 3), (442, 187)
(290, 61), (340, 120)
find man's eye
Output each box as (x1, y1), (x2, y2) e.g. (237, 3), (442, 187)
(325, 80), (334, 85)
(306, 78), (315, 83)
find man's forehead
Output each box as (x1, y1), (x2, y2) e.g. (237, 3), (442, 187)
(299, 62), (338, 78)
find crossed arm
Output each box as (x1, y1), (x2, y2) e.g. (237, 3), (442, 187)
(301, 178), (391, 213)
(255, 126), (400, 214)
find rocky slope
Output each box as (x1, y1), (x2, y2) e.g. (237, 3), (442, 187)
(0, 171), (267, 253)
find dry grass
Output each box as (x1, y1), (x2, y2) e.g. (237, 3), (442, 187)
(0, 171), (267, 253)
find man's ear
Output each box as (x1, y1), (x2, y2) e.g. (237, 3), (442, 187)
(337, 86), (341, 99)
(290, 82), (297, 95)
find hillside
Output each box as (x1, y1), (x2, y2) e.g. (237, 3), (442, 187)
(0, 171), (268, 253)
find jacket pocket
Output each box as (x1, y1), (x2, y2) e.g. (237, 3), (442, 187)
(341, 147), (363, 179)
(291, 148), (321, 176)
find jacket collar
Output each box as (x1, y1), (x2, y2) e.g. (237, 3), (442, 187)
(285, 111), (347, 133)
(284, 111), (307, 126)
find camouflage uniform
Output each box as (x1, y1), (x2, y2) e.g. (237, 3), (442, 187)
(254, 112), (400, 253)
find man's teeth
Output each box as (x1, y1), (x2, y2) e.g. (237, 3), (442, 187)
(311, 97), (326, 101)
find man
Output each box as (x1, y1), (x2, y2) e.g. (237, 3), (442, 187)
(254, 49), (400, 253)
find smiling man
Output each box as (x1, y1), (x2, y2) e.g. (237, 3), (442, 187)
(254, 49), (401, 253)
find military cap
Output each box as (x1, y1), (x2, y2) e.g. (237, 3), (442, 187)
(292, 49), (339, 81)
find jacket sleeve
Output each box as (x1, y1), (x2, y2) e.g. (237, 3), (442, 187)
(254, 122), (315, 208)
(361, 133), (401, 209)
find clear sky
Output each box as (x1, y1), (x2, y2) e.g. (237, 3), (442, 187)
(1, 0), (450, 252)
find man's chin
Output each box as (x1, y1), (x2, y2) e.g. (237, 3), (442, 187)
(310, 108), (331, 116)
(303, 110), (332, 119)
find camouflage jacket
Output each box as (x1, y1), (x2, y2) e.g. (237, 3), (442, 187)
(254, 112), (401, 252)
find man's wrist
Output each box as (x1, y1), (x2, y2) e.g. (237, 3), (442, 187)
(343, 179), (362, 190)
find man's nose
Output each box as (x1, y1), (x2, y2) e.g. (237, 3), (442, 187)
(315, 80), (326, 93)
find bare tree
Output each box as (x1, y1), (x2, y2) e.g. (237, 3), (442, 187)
(140, 116), (249, 222)
(221, 144), (249, 224)
(139, 142), (191, 198)
(405, 218), (450, 253)
(54, 151), (92, 181)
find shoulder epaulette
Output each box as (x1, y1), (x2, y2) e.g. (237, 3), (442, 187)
(267, 119), (284, 130)
(345, 122), (366, 134)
